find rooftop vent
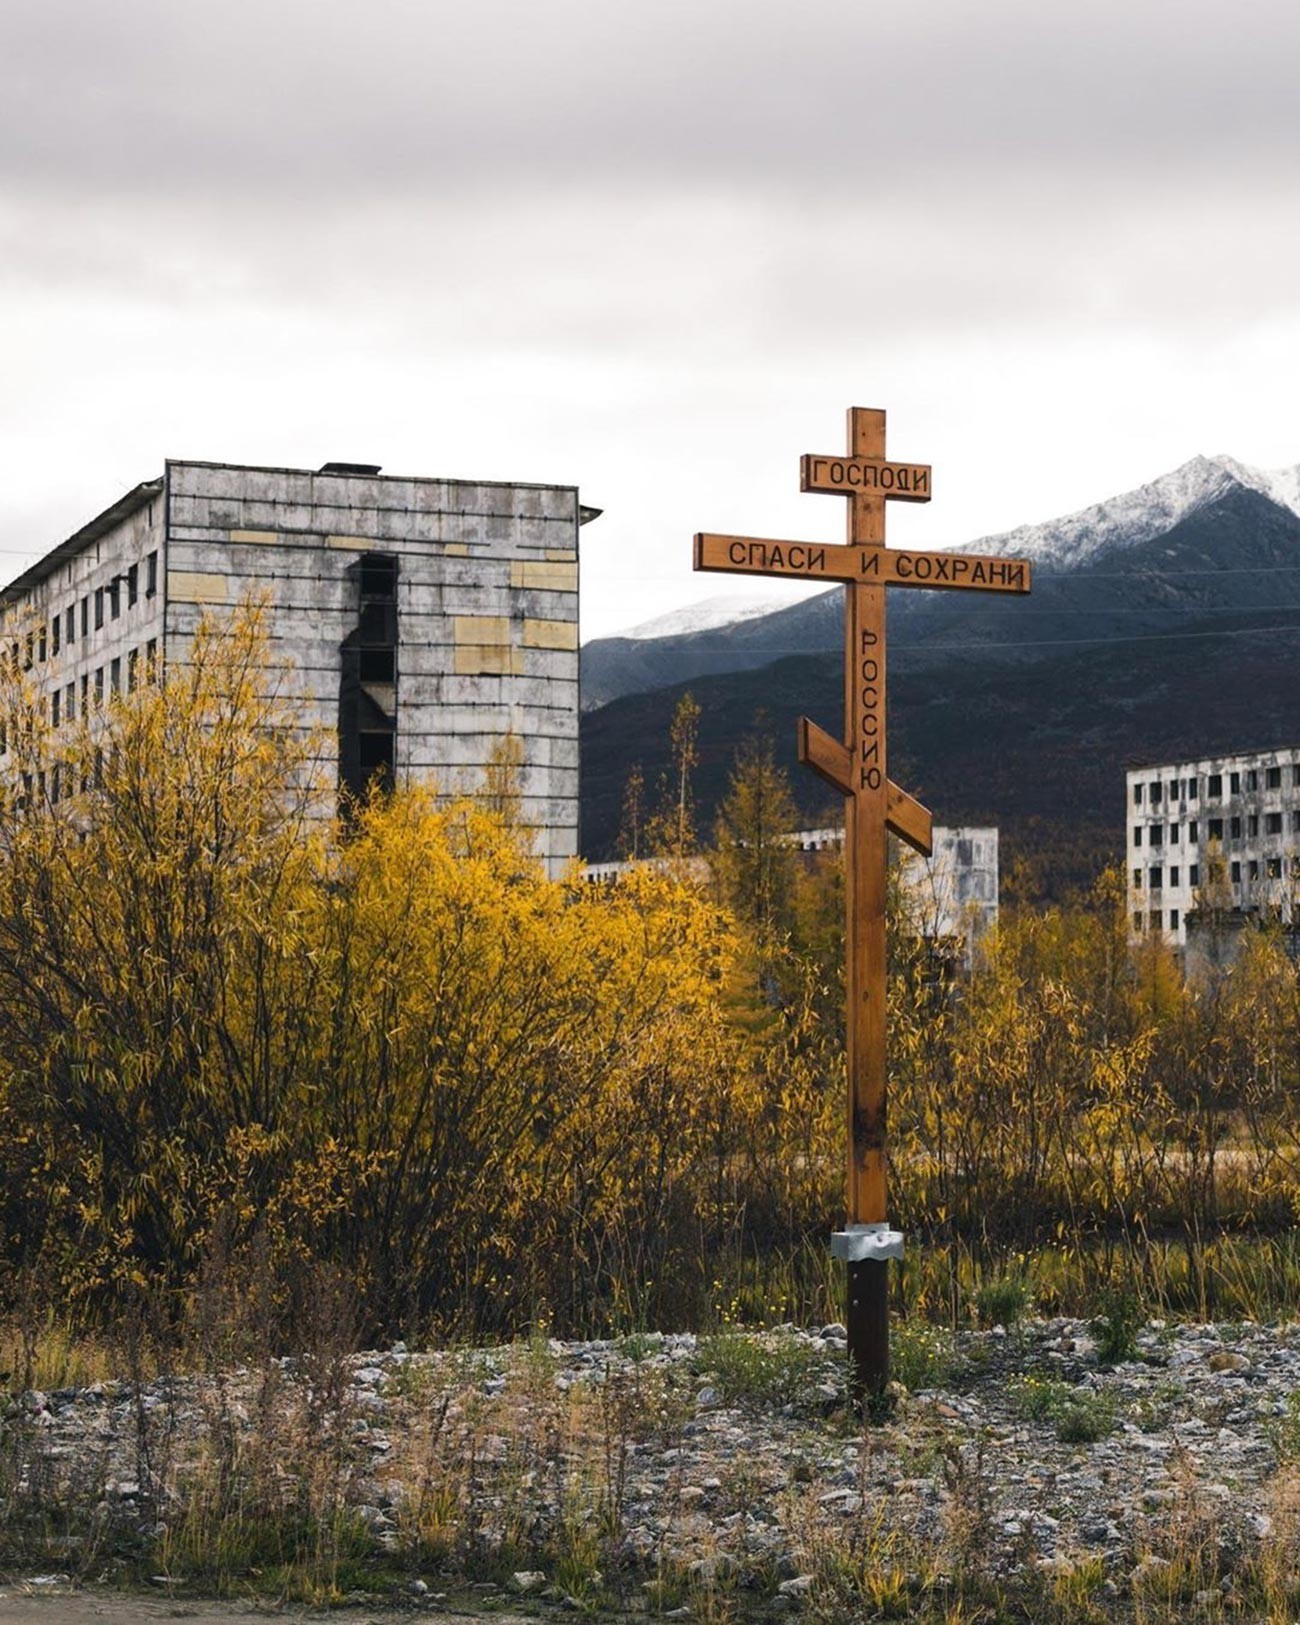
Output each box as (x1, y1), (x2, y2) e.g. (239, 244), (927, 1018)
(319, 461), (383, 476)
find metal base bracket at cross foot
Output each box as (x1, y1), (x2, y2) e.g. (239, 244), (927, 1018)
(830, 1222), (904, 1263)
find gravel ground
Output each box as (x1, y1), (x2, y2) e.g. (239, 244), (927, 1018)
(6, 1317), (1300, 1618)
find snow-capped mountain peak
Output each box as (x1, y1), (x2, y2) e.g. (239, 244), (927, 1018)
(1208, 453), (1300, 519)
(962, 453), (1300, 571)
(613, 594), (778, 641)
(599, 451), (1300, 647)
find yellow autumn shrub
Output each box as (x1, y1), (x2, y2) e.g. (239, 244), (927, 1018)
(0, 607), (746, 1338)
(1, 603), (1298, 1341)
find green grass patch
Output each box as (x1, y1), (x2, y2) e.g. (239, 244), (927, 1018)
(693, 1327), (829, 1409)
(891, 1319), (953, 1392)
(973, 1273), (1033, 1329)
(1012, 1375), (1117, 1443)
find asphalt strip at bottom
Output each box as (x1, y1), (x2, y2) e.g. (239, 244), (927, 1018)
(0, 1594), (535, 1625)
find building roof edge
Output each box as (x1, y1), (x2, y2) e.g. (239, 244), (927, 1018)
(1, 478), (163, 607)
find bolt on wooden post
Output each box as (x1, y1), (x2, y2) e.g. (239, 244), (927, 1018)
(693, 407), (1032, 1407)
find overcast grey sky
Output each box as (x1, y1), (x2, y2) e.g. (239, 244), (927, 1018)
(4, 0), (1300, 637)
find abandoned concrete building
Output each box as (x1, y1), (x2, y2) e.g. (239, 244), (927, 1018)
(1127, 746), (1300, 948)
(0, 460), (597, 874)
(585, 825), (1000, 960)
(783, 824), (999, 959)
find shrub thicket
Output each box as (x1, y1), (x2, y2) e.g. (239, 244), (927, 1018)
(0, 608), (1297, 1344)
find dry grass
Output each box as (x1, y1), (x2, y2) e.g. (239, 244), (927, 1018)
(0, 1312), (117, 1396)
(387, 1338), (700, 1607)
(1129, 1448), (1233, 1623)
(1248, 1462), (1300, 1623)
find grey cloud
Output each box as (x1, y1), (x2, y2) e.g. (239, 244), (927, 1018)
(6, 166), (1300, 361)
(4, 0), (1300, 201)
(6, 0), (1300, 646)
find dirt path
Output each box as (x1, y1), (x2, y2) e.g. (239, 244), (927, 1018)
(0, 1594), (530, 1625)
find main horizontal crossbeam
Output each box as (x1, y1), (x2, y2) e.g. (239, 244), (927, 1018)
(694, 533), (1031, 594)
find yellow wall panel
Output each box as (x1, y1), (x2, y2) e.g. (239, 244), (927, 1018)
(454, 615), (511, 646)
(169, 571), (230, 604)
(510, 560), (578, 592)
(454, 645), (523, 676)
(522, 618), (578, 651)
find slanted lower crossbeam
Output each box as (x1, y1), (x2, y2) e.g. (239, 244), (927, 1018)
(796, 718), (932, 857)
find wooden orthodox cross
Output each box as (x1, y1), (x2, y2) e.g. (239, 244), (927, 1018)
(693, 407), (1032, 1405)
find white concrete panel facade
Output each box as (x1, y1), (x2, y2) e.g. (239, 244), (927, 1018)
(2, 461), (589, 874)
(1126, 747), (1300, 946)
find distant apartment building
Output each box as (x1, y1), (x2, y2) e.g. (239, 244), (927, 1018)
(1126, 747), (1300, 947)
(785, 825), (998, 956)
(586, 825), (999, 954)
(0, 460), (598, 874)
(899, 826), (999, 952)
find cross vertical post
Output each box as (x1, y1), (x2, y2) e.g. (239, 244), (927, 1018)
(842, 407), (891, 1400)
(691, 406), (1030, 1413)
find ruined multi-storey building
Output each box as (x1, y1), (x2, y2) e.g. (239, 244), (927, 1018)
(0, 460), (597, 873)
(586, 824), (1001, 962)
(1126, 747), (1300, 946)
(782, 824), (999, 959)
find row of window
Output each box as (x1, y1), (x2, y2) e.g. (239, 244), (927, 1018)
(1136, 899), (1297, 935)
(17, 554), (159, 671)
(1135, 864), (1200, 891)
(0, 641), (159, 753)
(1134, 854), (1298, 891)
(1135, 909), (1182, 932)
(1133, 811), (1299, 847)
(36, 746), (119, 809)
(1133, 764), (1299, 807)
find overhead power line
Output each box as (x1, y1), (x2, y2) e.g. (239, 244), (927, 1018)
(601, 620), (1300, 655)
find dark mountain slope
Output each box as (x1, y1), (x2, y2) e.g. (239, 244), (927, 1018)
(580, 607), (1300, 898)
(886, 486), (1300, 665)
(581, 591), (840, 711)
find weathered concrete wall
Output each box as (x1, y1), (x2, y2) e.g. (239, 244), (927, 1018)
(1126, 748), (1300, 947)
(0, 492), (165, 736)
(898, 826), (999, 955)
(163, 462), (582, 873)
